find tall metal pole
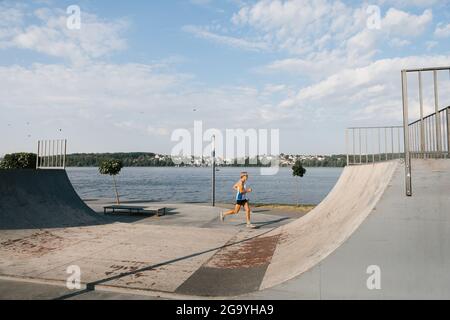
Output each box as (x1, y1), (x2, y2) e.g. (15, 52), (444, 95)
(447, 107), (450, 158)
(434, 70), (442, 154)
(212, 135), (216, 207)
(418, 71), (425, 158)
(401, 70), (412, 196)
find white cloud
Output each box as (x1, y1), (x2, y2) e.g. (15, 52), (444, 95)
(189, 1), (435, 80)
(382, 8), (432, 37)
(389, 38), (411, 47)
(231, 1), (432, 53)
(147, 126), (170, 136)
(0, 61), (295, 153)
(0, 2), (25, 27)
(0, 4), (128, 64)
(435, 23), (450, 38)
(190, 0), (212, 5)
(379, 0), (444, 7)
(278, 55), (450, 123)
(1, 1), (448, 155)
(182, 25), (268, 51)
(231, 0), (360, 55)
(426, 40), (439, 51)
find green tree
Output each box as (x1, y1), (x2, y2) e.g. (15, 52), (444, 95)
(292, 160), (307, 206)
(0, 153), (37, 169)
(99, 159), (124, 205)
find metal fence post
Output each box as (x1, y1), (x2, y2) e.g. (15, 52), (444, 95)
(63, 139), (67, 169)
(391, 127), (394, 159)
(447, 107), (450, 158)
(385, 128), (388, 161)
(418, 71), (425, 158)
(402, 70), (412, 196)
(372, 129), (375, 163)
(359, 128), (362, 164)
(353, 129), (356, 165)
(36, 141), (40, 169)
(346, 129), (350, 166)
(365, 129), (369, 163)
(378, 128), (381, 161)
(434, 70), (442, 154)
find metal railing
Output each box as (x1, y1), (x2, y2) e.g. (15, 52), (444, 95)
(408, 106), (450, 159)
(402, 66), (450, 196)
(36, 139), (67, 169)
(346, 126), (404, 165)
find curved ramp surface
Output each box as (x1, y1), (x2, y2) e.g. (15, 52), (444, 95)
(260, 161), (398, 289)
(0, 169), (106, 230)
(246, 159), (450, 299)
(176, 161), (399, 296)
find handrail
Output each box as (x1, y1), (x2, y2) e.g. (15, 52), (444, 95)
(409, 106), (450, 126)
(407, 106), (449, 157)
(347, 126), (403, 130)
(346, 126), (404, 166)
(403, 66), (450, 72)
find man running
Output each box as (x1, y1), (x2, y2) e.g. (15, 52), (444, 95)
(220, 172), (255, 228)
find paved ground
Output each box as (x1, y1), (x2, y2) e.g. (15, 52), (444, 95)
(0, 174), (301, 300)
(0, 202), (295, 298)
(0, 278), (162, 300)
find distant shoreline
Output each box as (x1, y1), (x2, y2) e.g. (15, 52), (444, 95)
(66, 152), (347, 168)
(66, 166), (344, 169)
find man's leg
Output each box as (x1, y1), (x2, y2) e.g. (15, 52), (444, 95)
(244, 202), (252, 225)
(224, 204), (241, 217)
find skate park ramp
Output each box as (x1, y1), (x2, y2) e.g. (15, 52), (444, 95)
(260, 160), (399, 290)
(176, 161), (399, 296)
(0, 169), (107, 230)
(244, 159), (450, 299)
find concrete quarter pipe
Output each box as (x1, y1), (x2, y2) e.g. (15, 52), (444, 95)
(246, 159), (450, 299)
(0, 169), (107, 230)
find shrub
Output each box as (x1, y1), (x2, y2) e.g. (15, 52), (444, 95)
(0, 153), (37, 169)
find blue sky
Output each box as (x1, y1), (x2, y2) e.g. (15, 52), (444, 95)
(1, 0), (449, 156)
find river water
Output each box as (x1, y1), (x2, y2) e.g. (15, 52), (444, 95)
(67, 167), (343, 205)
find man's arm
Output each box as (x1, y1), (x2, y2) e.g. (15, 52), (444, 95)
(233, 182), (245, 193)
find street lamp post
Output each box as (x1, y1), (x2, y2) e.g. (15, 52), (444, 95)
(212, 135), (216, 207)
